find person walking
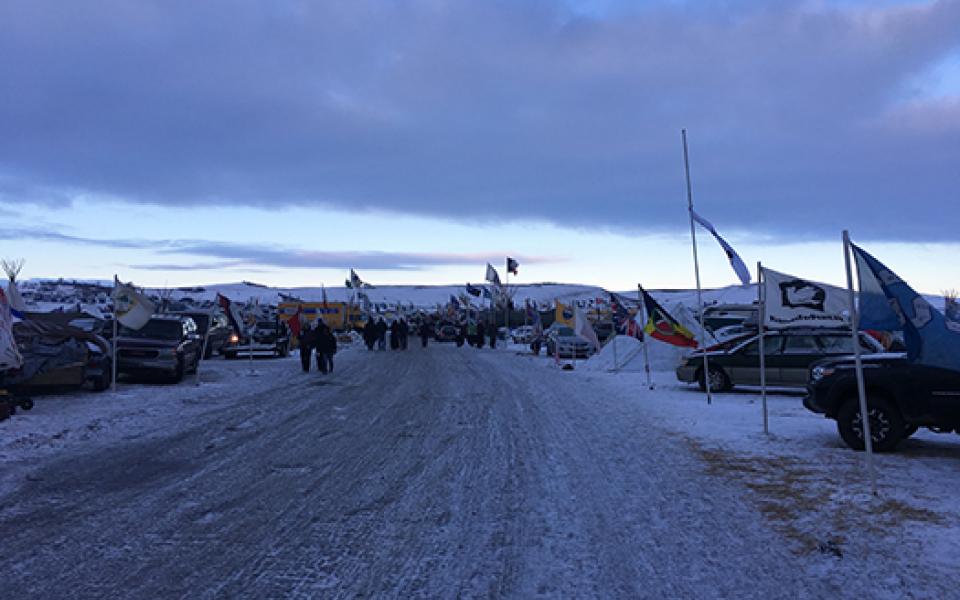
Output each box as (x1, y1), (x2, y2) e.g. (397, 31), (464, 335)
(419, 319), (431, 348)
(488, 319), (497, 349)
(298, 319), (316, 372)
(376, 317), (388, 351)
(363, 319), (377, 351)
(390, 320), (400, 350)
(315, 322), (337, 374)
(475, 321), (485, 349)
(398, 319), (409, 350)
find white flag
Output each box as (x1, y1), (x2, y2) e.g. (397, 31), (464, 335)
(574, 304), (601, 352)
(0, 288), (22, 370)
(762, 267), (848, 329)
(691, 210), (751, 286)
(111, 279), (156, 330)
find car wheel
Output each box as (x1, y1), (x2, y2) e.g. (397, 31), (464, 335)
(224, 352), (236, 360)
(93, 366), (111, 392)
(836, 395), (905, 452)
(19, 398), (34, 411)
(698, 367), (732, 392)
(171, 359), (185, 383)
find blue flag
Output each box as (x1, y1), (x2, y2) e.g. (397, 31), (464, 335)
(852, 243), (960, 371)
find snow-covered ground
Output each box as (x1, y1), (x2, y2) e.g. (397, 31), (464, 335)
(1, 339), (957, 597)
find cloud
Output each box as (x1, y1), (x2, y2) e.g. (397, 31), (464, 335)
(0, 1), (958, 241)
(0, 227), (554, 271)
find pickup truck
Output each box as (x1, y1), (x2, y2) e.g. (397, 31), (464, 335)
(804, 353), (960, 451)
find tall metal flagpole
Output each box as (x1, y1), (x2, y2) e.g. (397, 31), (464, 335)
(639, 284), (653, 390)
(843, 230), (878, 496)
(682, 129), (712, 404)
(195, 303), (215, 386)
(758, 262), (769, 435)
(504, 269), (509, 347)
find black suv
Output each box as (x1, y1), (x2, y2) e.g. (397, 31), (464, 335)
(116, 315), (202, 382)
(223, 320), (290, 359)
(804, 353), (960, 451)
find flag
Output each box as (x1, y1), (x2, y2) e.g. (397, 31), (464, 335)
(641, 287), (698, 348)
(112, 278), (156, 330)
(350, 269), (363, 290)
(506, 257), (519, 276)
(691, 210), (751, 286)
(217, 293), (244, 336)
(852, 243), (960, 371)
(0, 288), (23, 370)
(761, 267), (847, 329)
(610, 292), (642, 339)
(485, 263), (501, 287)
(287, 304), (303, 338)
(574, 304), (601, 352)
(466, 283), (482, 297)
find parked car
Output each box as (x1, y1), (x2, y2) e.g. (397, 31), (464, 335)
(676, 329), (884, 391)
(172, 310), (231, 358)
(223, 320), (290, 359)
(435, 324), (459, 343)
(511, 326), (536, 344)
(116, 315), (202, 382)
(4, 314), (112, 394)
(804, 353), (960, 451)
(544, 324), (595, 359)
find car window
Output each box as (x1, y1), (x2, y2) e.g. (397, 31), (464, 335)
(782, 336), (820, 354)
(121, 319), (182, 340)
(819, 335), (855, 354)
(741, 336), (781, 356)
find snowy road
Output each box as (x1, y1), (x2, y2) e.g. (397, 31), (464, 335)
(3, 346), (840, 598)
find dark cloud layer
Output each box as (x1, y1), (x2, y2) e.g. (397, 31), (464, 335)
(0, 227), (550, 271)
(1, 1), (958, 240)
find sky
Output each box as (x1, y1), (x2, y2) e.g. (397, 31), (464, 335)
(0, 0), (958, 294)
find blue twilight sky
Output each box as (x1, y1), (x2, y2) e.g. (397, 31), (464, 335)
(0, 0), (958, 293)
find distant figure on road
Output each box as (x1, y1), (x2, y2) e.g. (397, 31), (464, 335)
(363, 320), (377, 351)
(488, 320), (497, 349)
(298, 321), (316, 372)
(398, 319), (409, 350)
(376, 318), (388, 351)
(419, 321), (430, 348)
(475, 322), (485, 349)
(315, 322), (337, 374)
(390, 320), (400, 350)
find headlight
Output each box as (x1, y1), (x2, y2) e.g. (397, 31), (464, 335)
(229, 333), (239, 343)
(811, 366), (835, 382)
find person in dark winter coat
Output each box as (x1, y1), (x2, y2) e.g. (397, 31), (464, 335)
(475, 321), (485, 349)
(376, 318), (388, 351)
(419, 320), (431, 348)
(390, 320), (400, 350)
(363, 320), (377, 351)
(488, 320), (497, 349)
(315, 322), (337, 374)
(457, 322), (467, 347)
(398, 319), (409, 350)
(298, 322), (316, 372)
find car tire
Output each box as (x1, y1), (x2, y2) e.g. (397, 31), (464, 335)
(698, 367), (732, 392)
(92, 367), (111, 392)
(19, 398), (34, 411)
(224, 352), (237, 360)
(836, 395), (905, 452)
(171, 359), (185, 383)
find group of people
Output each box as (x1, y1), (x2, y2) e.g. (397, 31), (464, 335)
(297, 319), (337, 373)
(362, 317), (415, 351)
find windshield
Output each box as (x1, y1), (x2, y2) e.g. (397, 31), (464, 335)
(120, 319), (182, 340)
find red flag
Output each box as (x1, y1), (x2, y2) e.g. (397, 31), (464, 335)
(288, 304), (302, 338)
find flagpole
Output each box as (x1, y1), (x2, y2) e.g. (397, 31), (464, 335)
(610, 295), (619, 372)
(638, 284), (653, 390)
(843, 230), (877, 496)
(682, 129), (712, 404)
(195, 303), (215, 387)
(758, 262), (769, 435)
(504, 269), (509, 347)
(111, 275), (118, 392)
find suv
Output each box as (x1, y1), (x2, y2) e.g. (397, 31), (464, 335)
(676, 329), (883, 391)
(116, 315), (202, 382)
(804, 354), (960, 451)
(223, 320), (290, 359)
(172, 310), (231, 358)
